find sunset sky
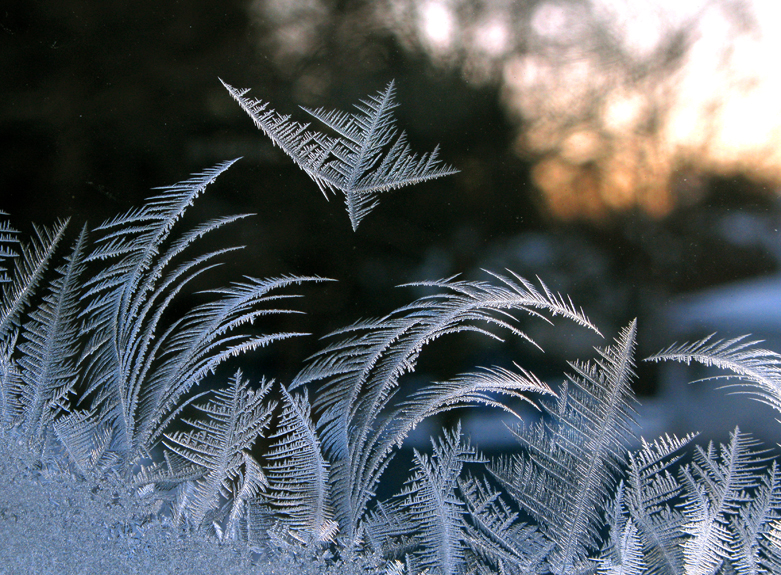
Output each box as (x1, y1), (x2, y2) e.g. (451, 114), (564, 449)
(254, 0), (781, 219)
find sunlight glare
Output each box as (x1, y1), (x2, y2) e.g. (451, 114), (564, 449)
(474, 19), (508, 57)
(419, 1), (455, 51)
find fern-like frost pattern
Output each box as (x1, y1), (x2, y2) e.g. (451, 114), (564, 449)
(2, 79), (781, 575)
(221, 79), (459, 230)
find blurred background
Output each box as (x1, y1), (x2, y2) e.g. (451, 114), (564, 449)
(2, 0), (781, 448)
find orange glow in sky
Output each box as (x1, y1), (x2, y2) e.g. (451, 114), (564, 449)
(254, 0), (781, 220)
